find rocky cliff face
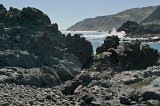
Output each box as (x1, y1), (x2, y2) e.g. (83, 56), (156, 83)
(0, 4), (93, 87)
(0, 4), (160, 106)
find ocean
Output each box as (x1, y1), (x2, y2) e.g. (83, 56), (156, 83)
(62, 31), (160, 54)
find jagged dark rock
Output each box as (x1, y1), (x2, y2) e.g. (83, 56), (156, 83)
(0, 6), (51, 28)
(21, 7), (51, 26)
(140, 44), (159, 68)
(0, 23), (5, 33)
(96, 35), (119, 54)
(117, 20), (160, 37)
(65, 33), (93, 67)
(45, 23), (59, 32)
(119, 96), (131, 105)
(0, 4), (93, 87)
(0, 67), (60, 87)
(0, 4), (7, 20)
(116, 41), (141, 70)
(95, 36), (159, 70)
(117, 21), (139, 33)
(0, 50), (41, 68)
(117, 41), (159, 70)
(0, 4), (160, 106)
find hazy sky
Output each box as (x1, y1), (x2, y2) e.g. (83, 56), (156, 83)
(1, 0), (160, 30)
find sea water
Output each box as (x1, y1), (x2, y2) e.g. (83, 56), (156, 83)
(148, 42), (160, 53)
(62, 31), (160, 54)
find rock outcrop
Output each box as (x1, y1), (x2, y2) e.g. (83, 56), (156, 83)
(0, 4), (93, 87)
(117, 41), (159, 70)
(117, 21), (160, 37)
(0, 6), (51, 28)
(95, 36), (159, 70)
(0, 4), (160, 106)
(0, 50), (41, 68)
(117, 21), (139, 34)
(96, 35), (119, 54)
(65, 34), (93, 67)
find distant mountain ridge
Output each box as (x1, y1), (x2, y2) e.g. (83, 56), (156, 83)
(67, 6), (159, 31)
(141, 6), (160, 25)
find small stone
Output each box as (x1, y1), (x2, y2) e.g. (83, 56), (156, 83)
(76, 100), (86, 106)
(29, 100), (34, 105)
(104, 95), (111, 100)
(105, 102), (112, 106)
(55, 95), (61, 99)
(119, 96), (131, 105)
(1, 93), (9, 97)
(74, 85), (83, 94)
(81, 94), (95, 104)
(131, 101), (137, 105)
(46, 95), (52, 100)
(46, 95), (56, 102)
(79, 73), (92, 85)
(147, 99), (160, 106)
(91, 101), (101, 106)
(2, 102), (9, 106)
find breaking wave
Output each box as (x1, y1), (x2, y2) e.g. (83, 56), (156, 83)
(62, 29), (160, 54)
(62, 29), (126, 54)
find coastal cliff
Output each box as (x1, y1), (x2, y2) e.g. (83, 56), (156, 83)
(0, 4), (160, 106)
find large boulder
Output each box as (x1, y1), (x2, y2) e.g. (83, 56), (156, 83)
(93, 52), (113, 65)
(119, 96), (131, 105)
(95, 36), (159, 70)
(65, 34), (93, 68)
(4, 7), (22, 27)
(45, 23), (59, 32)
(140, 44), (159, 68)
(117, 21), (160, 37)
(53, 62), (78, 82)
(1, 6), (51, 28)
(116, 41), (159, 70)
(0, 67), (60, 87)
(143, 91), (160, 101)
(116, 41), (141, 69)
(21, 7), (51, 26)
(0, 4), (7, 20)
(117, 21), (139, 34)
(96, 35), (119, 54)
(0, 4), (52, 32)
(0, 58), (81, 87)
(0, 50), (41, 68)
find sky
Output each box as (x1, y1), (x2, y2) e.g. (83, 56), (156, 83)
(0, 0), (160, 30)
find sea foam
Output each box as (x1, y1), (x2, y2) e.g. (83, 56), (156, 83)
(62, 29), (126, 53)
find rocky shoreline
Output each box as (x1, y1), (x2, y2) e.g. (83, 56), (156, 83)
(0, 4), (160, 106)
(1, 66), (160, 106)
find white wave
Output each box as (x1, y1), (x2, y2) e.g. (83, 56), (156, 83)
(108, 27), (126, 38)
(61, 30), (126, 54)
(61, 30), (160, 54)
(62, 29), (126, 40)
